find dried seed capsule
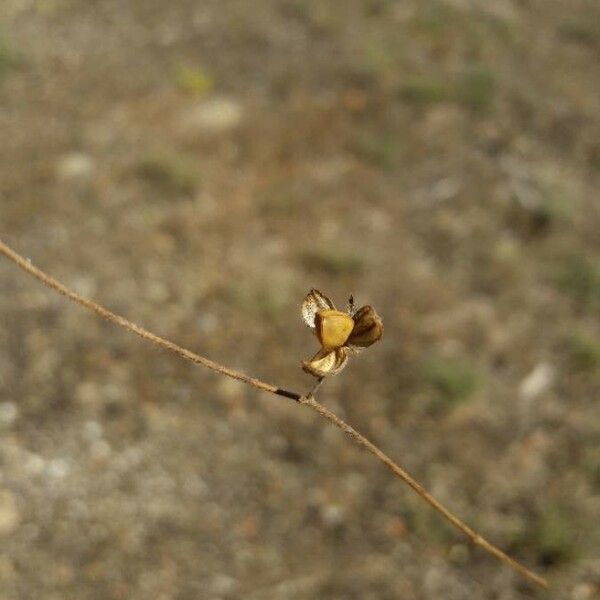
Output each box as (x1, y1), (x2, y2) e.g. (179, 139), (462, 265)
(301, 288), (334, 329)
(302, 347), (349, 377)
(348, 305), (383, 348)
(300, 289), (382, 378)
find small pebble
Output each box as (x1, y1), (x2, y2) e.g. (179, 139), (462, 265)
(0, 402), (18, 427)
(321, 504), (345, 528)
(82, 420), (103, 441)
(46, 459), (70, 479)
(572, 582), (597, 600)
(57, 152), (95, 180)
(519, 363), (555, 401)
(179, 97), (243, 135)
(210, 573), (238, 595)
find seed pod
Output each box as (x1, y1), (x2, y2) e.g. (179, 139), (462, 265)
(301, 289), (383, 378)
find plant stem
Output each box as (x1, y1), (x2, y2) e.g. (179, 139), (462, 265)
(0, 238), (547, 589)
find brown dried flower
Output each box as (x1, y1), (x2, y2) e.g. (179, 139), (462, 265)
(301, 289), (383, 378)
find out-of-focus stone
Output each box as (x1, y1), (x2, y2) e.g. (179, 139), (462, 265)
(82, 420), (103, 442)
(572, 582), (598, 600)
(197, 313), (219, 335)
(320, 504), (345, 528)
(179, 97), (243, 135)
(46, 458), (70, 479)
(24, 453), (46, 475)
(56, 152), (95, 180)
(210, 573), (238, 595)
(145, 280), (169, 304)
(519, 363), (555, 401)
(217, 377), (244, 402)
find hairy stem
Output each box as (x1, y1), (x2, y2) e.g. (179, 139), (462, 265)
(0, 238), (547, 589)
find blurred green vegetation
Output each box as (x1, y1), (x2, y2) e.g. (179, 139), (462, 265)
(0, 36), (20, 80)
(404, 504), (454, 546)
(553, 254), (600, 309)
(350, 132), (402, 170)
(135, 151), (201, 196)
(457, 66), (496, 113)
(529, 503), (580, 566)
(583, 446), (600, 490)
(399, 66), (496, 113)
(411, 0), (461, 33)
(399, 76), (452, 108)
(223, 278), (293, 325)
(421, 355), (480, 409)
(559, 18), (600, 48)
(257, 182), (305, 217)
(588, 143), (600, 171)
(568, 331), (600, 373)
(176, 66), (214, 96)
(299, 248), (366, 277)
(534, 193), (575, 228)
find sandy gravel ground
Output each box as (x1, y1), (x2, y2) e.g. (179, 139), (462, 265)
(1, 1), (599, 598)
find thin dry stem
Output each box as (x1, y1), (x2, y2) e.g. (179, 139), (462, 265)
(0, 238), (547, 589)
(300, 393), (548, 589)
(0, 240), (300, 401)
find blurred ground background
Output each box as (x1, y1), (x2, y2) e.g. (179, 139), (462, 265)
(1, 0), (599, 598)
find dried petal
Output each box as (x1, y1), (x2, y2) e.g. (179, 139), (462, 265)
(301, 288), (335, 329)
(348, 305), (383, 347)
(302, 347), (349, 378)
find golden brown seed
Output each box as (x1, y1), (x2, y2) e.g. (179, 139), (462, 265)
(315, 309), (355, 352)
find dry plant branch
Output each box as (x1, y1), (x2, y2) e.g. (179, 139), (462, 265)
(0, 238), (548, 589)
